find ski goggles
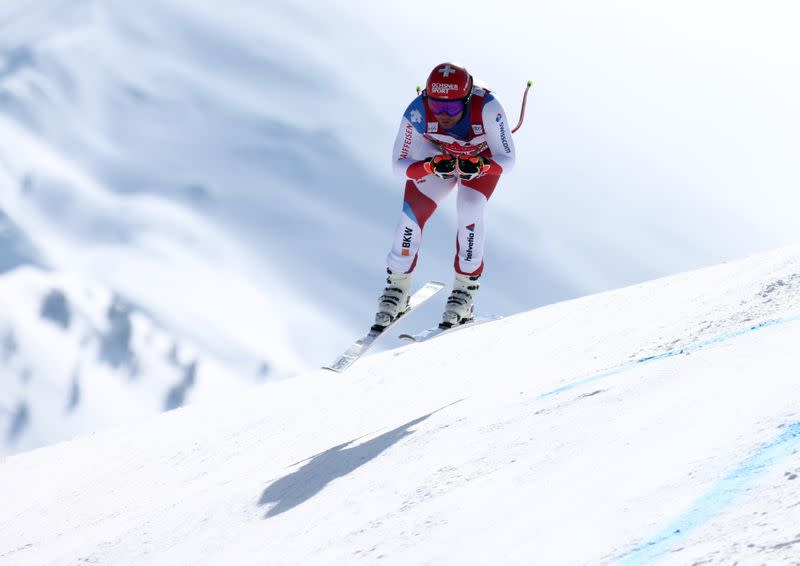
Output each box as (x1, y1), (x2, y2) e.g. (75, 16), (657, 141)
(428, 98), (465, 117)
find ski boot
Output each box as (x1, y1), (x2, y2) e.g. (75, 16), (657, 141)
(373, 269), (413, 331)
(440, 273), (480, 329)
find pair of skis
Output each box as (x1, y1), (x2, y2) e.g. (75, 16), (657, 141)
(323, 281), (500, 373)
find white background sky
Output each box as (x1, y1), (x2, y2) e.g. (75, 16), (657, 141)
(337, 1), (800, 287)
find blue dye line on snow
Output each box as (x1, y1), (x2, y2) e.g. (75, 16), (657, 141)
(537, 313), (800, 401)
(528, 311), (800, 564)
(618, 420), (800, 565)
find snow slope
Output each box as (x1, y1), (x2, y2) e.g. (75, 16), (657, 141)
(1, 247), (799, 564)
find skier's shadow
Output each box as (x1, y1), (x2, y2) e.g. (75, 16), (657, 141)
(258, 401), (462, 518)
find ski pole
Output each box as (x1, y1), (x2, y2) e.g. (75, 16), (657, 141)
(512, 80), (533, 134)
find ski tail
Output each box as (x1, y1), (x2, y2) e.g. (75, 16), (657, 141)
(398, 315), (502, 343)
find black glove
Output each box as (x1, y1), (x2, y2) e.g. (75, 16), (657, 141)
(457, 156), (490, 181)
(424, 154), (457, 179)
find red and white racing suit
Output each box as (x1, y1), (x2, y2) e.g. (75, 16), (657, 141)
(387, 85), (516, 276)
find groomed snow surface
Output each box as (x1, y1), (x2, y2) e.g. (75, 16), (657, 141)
(2, 247), (800, 564)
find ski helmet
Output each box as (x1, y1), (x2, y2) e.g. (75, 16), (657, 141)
(425, 62), (473, 100)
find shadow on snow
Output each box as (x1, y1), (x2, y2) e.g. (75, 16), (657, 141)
(258, 402), (461, 518)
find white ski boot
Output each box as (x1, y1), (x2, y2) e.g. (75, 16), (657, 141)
(374, 269), (413, 329)
(441, 273), (480, 328)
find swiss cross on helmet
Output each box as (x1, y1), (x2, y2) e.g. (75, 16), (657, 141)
(426, 62), (473, 101)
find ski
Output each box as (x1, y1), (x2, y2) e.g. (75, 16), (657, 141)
(398, 315), (502, 343)
(323, 281), (445, 373)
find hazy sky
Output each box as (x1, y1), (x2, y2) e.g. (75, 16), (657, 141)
(337, 1), (800, 292)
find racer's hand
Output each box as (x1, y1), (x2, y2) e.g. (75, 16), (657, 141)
(423, 154), (457, 179)
(457, 156), (491, 181)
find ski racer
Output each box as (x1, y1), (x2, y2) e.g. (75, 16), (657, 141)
(374, 62), (517, 329)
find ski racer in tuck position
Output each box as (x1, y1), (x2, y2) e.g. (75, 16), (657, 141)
(375, 62), (517, 330)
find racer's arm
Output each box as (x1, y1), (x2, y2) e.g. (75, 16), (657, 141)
(391, 99), (442, 180)
(480, 95), (516, 175)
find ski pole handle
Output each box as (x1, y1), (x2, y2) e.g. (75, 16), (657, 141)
(512, 80), (533, 134)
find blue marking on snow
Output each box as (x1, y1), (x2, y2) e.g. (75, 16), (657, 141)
(617, 420), (800, 565)
(529, 311), (800, 564)
(538, 314), (800, 401)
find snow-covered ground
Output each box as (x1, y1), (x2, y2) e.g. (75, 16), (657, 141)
(1, 247), (799, 564)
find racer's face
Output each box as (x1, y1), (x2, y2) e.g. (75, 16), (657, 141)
(433, 109), (463, 129)
(429, 98), (465, 129)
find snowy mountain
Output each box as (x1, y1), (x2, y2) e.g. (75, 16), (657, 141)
(0, 1), (404, 456)
(0, 266), (238, 454)
(1, 247), (799, 564)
